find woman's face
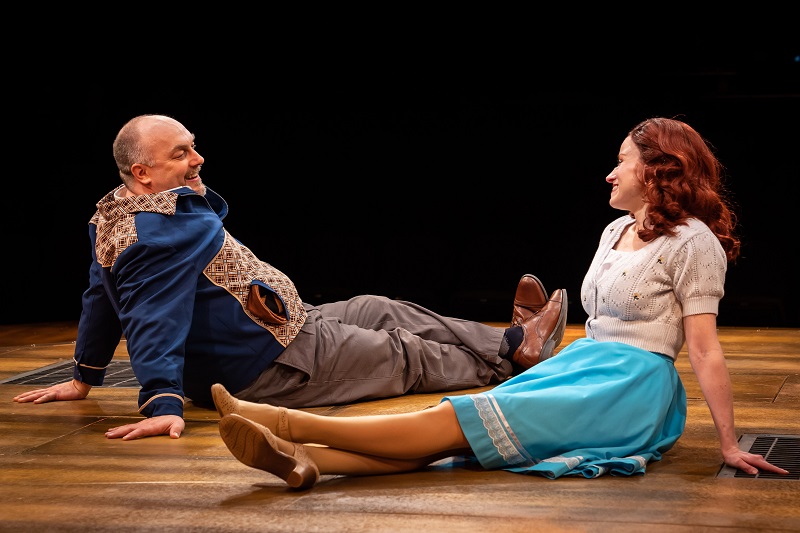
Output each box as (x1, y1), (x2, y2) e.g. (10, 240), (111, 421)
(606, 135), (646, 213)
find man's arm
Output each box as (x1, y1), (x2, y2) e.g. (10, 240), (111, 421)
(12, 379), (185, 439)
(73, 222), (125, 386)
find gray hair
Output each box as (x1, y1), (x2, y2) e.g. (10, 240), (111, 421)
(112, 115), (161, 185)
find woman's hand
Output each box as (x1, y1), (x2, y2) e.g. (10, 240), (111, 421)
(722, 445), (789, 476)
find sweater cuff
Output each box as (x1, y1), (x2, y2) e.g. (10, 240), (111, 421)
(682, 295), (720, 317)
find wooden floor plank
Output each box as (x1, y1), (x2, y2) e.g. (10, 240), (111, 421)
(1, 323), (798, 532)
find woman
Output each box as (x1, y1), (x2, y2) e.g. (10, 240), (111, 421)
(211, 117), (788, 489)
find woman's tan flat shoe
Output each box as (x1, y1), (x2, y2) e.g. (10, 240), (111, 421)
(219, 414), (319, 490)
(211, 383), (240, 417)
(211, 383), (293, 440)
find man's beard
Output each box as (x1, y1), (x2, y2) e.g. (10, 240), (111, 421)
(189, 178), (207, 196)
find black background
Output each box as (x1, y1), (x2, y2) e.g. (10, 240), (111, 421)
(5, 48), (798, 328)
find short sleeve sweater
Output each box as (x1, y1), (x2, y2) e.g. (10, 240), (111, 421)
(580, 215), (727, 359)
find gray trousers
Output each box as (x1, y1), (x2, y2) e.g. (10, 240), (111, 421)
(237, 295), (513, 407)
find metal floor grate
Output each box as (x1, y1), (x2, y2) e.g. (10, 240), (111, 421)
(717, 434), (800, 479)
(0, 360), (139, 388)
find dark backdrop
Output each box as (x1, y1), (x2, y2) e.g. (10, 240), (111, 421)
(5, 51), (798, 327)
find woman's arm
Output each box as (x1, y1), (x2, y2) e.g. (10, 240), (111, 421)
(684, 313), (788, 475)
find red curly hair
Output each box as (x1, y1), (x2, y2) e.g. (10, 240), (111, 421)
(628, 117), (740, 261)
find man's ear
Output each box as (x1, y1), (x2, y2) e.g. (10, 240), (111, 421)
(130, 163), (152, 185)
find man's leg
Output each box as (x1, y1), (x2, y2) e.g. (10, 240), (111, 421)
(236, 295), (512, 407)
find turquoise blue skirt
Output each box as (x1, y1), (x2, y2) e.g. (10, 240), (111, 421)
(444, 337), (687, 478)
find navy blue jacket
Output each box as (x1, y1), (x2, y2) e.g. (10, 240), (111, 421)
(73, 186), (307, 417)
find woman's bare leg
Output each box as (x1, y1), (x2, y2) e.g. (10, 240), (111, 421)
(225, 415), (471, 478)
(213, 384), (469, 458)
(287, 402), (469, 458)
(302, 445), (470, 476)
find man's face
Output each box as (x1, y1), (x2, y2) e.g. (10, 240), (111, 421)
(141, 118), (206, 195)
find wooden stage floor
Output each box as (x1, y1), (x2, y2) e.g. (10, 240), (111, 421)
(0, 321), (798, 532)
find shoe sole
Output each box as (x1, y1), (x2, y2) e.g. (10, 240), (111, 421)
(539, 289), (568, 362)
(219, 414), (313, 489)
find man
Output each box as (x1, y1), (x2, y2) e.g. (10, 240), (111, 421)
(13, 114), (567, 440)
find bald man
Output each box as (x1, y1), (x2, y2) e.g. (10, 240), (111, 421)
(13, 115), (567, 440)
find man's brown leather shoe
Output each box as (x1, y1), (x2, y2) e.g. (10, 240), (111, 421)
(512, 274), (548, 327)
(512, 288), (568, 370)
